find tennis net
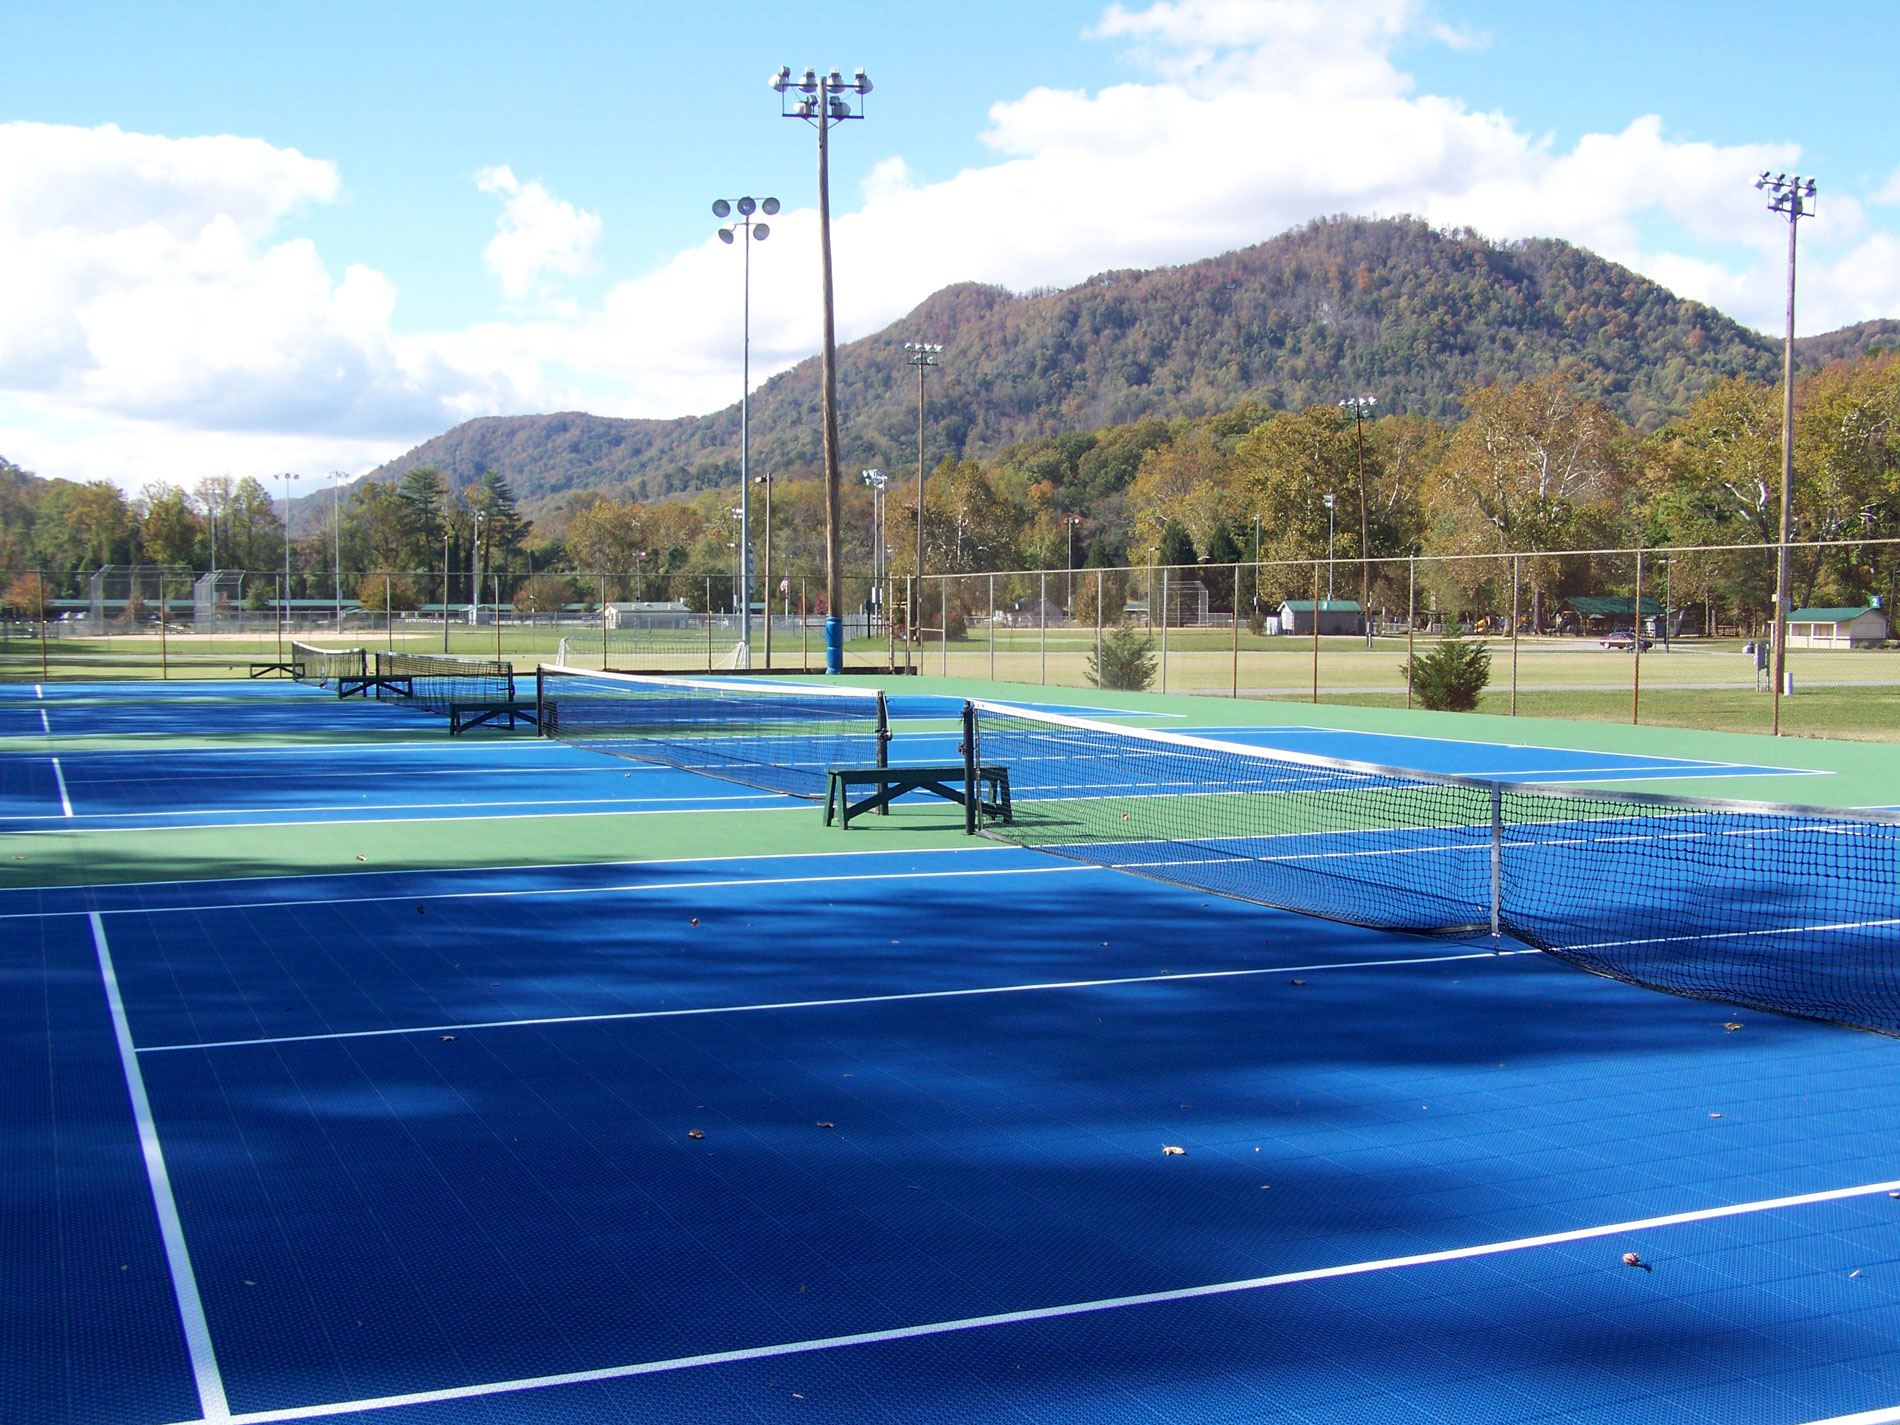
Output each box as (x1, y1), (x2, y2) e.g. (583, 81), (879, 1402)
(374, 650), (515, 714)
(968, 700), (1900, 1036)
(290, 642), (367, 688)
(536, 665), (887, 800)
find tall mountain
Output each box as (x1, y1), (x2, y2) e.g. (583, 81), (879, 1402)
(367, 216), (1864, 522)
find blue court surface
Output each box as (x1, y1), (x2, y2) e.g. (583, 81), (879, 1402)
(8, 680), (1900, 1425)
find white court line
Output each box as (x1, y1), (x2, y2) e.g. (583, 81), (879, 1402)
(6, 861), (1097, 923)
(1, 791), (783, 824)
(0, 840), (1018, 900)
(0, 800), (811, 839)
(140, 946), (1533, 1055)
(155, 1174), (1900, 1425)
(49, 757), (73, 817)
(1803, 1404), (1900, 1424)
(90, 914), (231, 1422)
(40, 706), (51, 733)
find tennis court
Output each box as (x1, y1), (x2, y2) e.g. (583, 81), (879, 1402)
(10, 673), (1900, 1425)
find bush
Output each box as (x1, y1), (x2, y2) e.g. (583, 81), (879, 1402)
(1090, 624), (1157, 691)
(356, 574), (422, 613)
(1400, 634), (1492, 711)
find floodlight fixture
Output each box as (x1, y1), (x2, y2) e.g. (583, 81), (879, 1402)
(1339, 395), (1377, 629)
(1757, 170), (1819, 734)
(904, 341), (945, 601)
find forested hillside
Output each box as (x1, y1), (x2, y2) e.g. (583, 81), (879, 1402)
(366, 216), (1811, 523)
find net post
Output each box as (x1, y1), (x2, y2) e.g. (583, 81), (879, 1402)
(535, 664), (545, 737)
(159, 571), (168, 679)
(875, 690), (890, 814)
(1489, 782), (1503, 952)
(961, 700), (978, 835)
(1159, 565), (1169, 693)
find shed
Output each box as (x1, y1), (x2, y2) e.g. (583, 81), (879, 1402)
(1788, 606), (1888, 648)
(1277, 600), (1365, 636)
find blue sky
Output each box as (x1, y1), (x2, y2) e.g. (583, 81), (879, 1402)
(2, 0), (1896, 489)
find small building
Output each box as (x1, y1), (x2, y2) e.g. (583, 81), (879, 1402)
(604, 600), (695, 630)
(1788, 606), (1888, 648)
(995, 597), (1066, 629)
(1277, 600), (1365, 636)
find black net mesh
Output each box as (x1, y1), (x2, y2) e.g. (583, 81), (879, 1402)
(374, 650), (514, 714)
(970, 701), (1900, 1035)
(289, 642), (366, 688)
(536, 665), (888, 801)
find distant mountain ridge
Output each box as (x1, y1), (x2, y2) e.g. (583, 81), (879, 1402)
(363, 216), (1879, 523)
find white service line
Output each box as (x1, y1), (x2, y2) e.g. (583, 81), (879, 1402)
(40, 706), (51, 733)
(139, 946), (1534, 1055)
(3, 791), (784, 824)
(0, 800), (811, 840)
(90, 914), (231, 1423)
(49, 757), (73, 817)
(79, 861), (1099, 924)
(155, 1173), (1900, 1425)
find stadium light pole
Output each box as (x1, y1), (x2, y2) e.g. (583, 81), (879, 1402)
(715, 194), (778, 667)
(862, 468), (886, 633)
(276, 472), (299, 643)
(1064, 514), (1083, 607)
(753, 472), (773, 668)
(1322, 492), (1336, 602)
(1339, 396), (1376, 638)
(1757, 171), (1817, 736)
(327, 472), (347, 633)
(904, 341), (941, 643)
(773, 64), (872, 673)
(1251, 512), (1262, 616)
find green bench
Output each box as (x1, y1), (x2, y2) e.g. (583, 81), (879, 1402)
(825, 764), (1011, 830)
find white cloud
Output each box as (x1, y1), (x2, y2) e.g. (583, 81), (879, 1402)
(475, 165), (602, 300)
(5, 3), (1900, 493)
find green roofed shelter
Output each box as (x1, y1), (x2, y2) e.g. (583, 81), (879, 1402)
(1277, 599), (1364, 636)
(1789, 606), (1888, 648)
(1557, 594), (1664, 633)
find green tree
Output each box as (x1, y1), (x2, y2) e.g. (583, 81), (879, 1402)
(138, 483), (202, 567)
(1401, 634), (1492, 711)
(469, 471), (531, 571)
(395, 467), (448, 566)
(1156, 518), (1196, 568)
(1090, 624), (1157, 691)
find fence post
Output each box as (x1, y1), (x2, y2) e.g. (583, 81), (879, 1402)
(1159, 566), (1169, 694)
(158, 572), (168, 679)
(1311, 561), (1321, 703)
(1632, 548), (1644, 725)
(494, 573), (502, 660)
(1406, 556), (1415, 709)
(1232, 563), (1241, 697)
(988, 574), (995, 683)
(1039, 571), (1047, 685)
(802, 578), (809, 672)
(39, 573), (48, 679)
(706, 575), (714, 671)
(1095, 569), (1104, 690)
(600, 575), (608, 669)
(941, 576), (948, 676)
(1511, 555), (1520, 716)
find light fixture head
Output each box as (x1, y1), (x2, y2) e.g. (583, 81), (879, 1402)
(752, 223), (769, 241)
(712, 198), (731, 218)
(854, 68), (872, 94)
(761, 197), (780, 215)
(718, 228), (734, 244)
(770, 65), (791, 92)
(737, 196), (756, 216)
(827, 69), (844, 89)
(799, 68), (817, 92)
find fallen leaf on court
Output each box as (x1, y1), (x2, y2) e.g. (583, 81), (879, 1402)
(688, 1129), (704, 1139)
(1290, 979), (1306, 986)
(690, 917), (699, 926)
(1852, 1270), (1863, 1277)
(439, 1035), (456, 1042)
(1162, 1145), (1186, 1156)
(1723, 1022), (1742, 1031)
(816, 1121), (835, 1129)
(907, 1184), (921, 1191)
(1622, 1252), (1650, 1271)
(355, 855), (367, 862)
(1709, 1113), (1722, 1118)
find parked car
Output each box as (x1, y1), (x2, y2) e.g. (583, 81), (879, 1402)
(1600, 629), (1653, 651)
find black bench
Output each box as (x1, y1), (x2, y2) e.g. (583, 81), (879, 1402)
(449, 700), (541, 735)
(825, 764), (1011, 830)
